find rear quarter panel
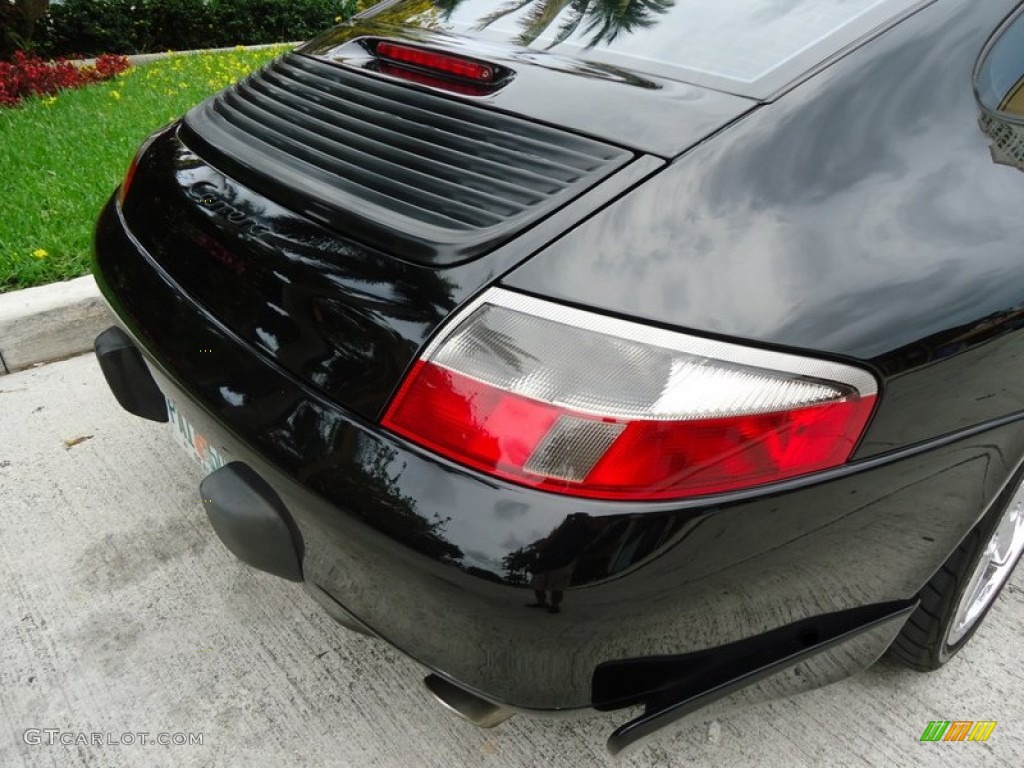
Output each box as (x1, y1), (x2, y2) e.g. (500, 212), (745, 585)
(504, 0), (1024, 455)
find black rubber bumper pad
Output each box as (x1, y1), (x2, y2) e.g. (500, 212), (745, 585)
(199, 462), (304, 582)
(94, 326), (169, 423)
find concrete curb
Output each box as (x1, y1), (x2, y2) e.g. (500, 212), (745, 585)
(0, 275), (110, 375)
(69, 41), (301, 68)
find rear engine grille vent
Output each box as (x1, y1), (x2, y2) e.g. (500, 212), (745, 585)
(180, 52), (634, 264)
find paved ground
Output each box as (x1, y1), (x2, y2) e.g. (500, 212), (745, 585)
(1, 353), (1023, 768)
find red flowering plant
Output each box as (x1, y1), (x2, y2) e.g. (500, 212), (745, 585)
(0, 50), (130, 107)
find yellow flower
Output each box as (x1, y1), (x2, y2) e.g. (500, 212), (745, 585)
(334, 15), (342, 22)
(111, 90), (121, 100)
(32, 249), (48, 259)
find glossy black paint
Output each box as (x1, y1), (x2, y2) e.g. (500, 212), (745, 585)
(603, 602), (916, 755)
(181, 53), (636, 264)
(506, 0), (1024, 455)
(299, 21), (754, 158)
(95, 198), (1024, 712)
(92, 0), (1024, 737)
(121, 125), (662, 419)
(592, 601), (914, 712)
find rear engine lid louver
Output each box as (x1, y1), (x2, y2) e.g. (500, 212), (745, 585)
(180, 52), (634, 265)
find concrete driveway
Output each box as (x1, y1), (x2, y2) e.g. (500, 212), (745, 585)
(2, 353), (1022, 767)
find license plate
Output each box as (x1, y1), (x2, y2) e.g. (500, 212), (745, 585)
(165, 397), (226, 475)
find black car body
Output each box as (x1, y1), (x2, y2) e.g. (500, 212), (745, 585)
(93, 0), (1024, 753)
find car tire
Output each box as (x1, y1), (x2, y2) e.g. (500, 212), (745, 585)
(889, 470), (1024, 671)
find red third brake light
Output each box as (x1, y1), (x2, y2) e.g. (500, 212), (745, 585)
(376, 41), (496, 83)
(382, 289), (879, 501)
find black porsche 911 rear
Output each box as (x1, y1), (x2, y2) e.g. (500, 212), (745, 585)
(93, 0), (1024, 753)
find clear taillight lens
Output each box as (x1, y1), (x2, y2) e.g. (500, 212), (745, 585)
(381, 289), (878, 500)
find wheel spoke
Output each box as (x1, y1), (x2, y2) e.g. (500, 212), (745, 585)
(947, 493), (1024, 646)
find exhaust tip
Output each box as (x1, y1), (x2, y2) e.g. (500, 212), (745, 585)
(423, 674), (514, 729)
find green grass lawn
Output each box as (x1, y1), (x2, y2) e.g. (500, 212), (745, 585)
(0, 45), (292, 292)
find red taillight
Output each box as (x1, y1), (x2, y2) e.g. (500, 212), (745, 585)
(382, 289), (878, 501)
(118, 132), (158, 206)
(376, 41), (496, 83)
(118, 154), (140, 206)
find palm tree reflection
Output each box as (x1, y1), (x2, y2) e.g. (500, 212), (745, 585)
(436, 0), (675, 50)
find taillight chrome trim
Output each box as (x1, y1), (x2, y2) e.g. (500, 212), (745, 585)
(419, 287), (878, 398)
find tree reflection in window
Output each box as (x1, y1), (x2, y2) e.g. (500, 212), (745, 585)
(433, 0), (675, 49)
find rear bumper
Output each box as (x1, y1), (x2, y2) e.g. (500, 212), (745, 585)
(93, 195), (1024, 742)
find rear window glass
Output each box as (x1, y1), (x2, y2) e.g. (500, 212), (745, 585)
(975, 4), (1024, 116)
(375, 0), (929, 97)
